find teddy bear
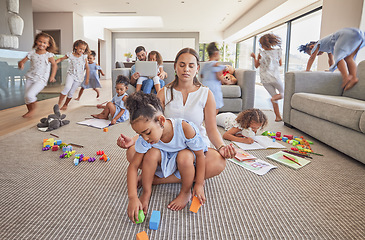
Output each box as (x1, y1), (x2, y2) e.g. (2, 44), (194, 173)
(220, 65), (237, 85)
(37, 104), (70, 131)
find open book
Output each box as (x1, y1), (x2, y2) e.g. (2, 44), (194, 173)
(266, 151), (311, 170)
(77, 118), (111, 129)
(228, 158), (277, 176)
(233, 136), (285, 150)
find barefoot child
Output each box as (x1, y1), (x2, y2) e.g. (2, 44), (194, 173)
(56, 40), (90, 110)
(216, 109), (268, 144)
(18, 32), (58, 118)
(75, 50), (104, 100)
(125, 91), (207, 222)
(299, 27), (365, 91)
(251, 33), (284, 122)
(92, 75), (129, 125)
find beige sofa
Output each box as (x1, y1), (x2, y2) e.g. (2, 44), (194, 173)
(112, 62), (256, 113)
(283, 61), (365, 164)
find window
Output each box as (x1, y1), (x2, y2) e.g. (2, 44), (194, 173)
(236, 37), (255, 69)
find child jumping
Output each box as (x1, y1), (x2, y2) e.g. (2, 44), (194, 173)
(251, 33), (284, 122)
(91, 75), (129, 125)
(56, 40), (90, 110)
(75, 50), (104, 100)
(201, 42), (226, 114)
(216, 108), (268, 144)
(18, 32), (58, 118)
(136, 50), (166, 94)
(125, 91), (207, 222)
(298, 27), (365, 91)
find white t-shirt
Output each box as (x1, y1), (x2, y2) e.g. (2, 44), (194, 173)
(25, 50), (54, 85)
(164, 86), (210, 146)
(66, 52), (87, 81)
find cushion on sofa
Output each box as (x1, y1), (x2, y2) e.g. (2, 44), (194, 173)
(221, 85), (241, 98)
(342, 61), (365, 101)
(291, 93), (365, 132)
(360, 113), (365, 134)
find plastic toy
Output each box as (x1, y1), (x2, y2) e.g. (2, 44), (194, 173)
(99, 154), (109, 162)
(189, 196), (202, 213)
(52, 145), (59, 151)
(73, 158), (79, 166)
(103, 127), (108, 132)
(149, 210), (161, 230)
(54, 140), (62, 145)
(135, 210), (145, 224)
(136, 231), (149, 240)
(42, 147), (50, 151)
(62, 145), (73, 152)
(96, 150), (104, 155)
(43, 138), (55, 148)
(276, 132), (281, 137)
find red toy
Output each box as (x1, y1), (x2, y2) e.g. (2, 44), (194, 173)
(52, 145), (59, 151)
(96, 150), (104, 155)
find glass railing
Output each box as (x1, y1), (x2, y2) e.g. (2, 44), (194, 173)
(0, 49), (68, 110)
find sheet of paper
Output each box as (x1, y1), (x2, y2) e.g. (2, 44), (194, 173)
(233, 136), (285, 150)
(77, 119), (111, 129)
(228, 158), (277, 176)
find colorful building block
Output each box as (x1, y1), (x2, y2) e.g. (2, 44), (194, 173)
(54, 140), (62, 145)
(284, 135), (293, 140)
(135, 210), (145, 224)
(96, 150), (104, 155)
(52, 145), (59, 151)
(189, 196), (202, 213)
(276, 131), (281, 137)
(103, 127), (108, 132)
(136, 231), (149, 240)
(149, 210), (161, 230)
(43, 138), (55, 148)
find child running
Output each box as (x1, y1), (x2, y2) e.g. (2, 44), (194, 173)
(298, 27), (365, 91)
(75, 50), (104, 100)
(136, 50), (166, 94)
(251, 33), (284, 122)
(56, 39), (90, 110)
(126, 91), (207, 222)
(216, 109), (268, 144)
(201, 42), (226, 114)
(91, 75), (129, 125)
(18, 32), (58, 118)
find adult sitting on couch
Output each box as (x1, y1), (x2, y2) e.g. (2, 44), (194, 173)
(130, 46), (167, 92)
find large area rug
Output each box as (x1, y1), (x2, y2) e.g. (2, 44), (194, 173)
(1, 106), (364, 239)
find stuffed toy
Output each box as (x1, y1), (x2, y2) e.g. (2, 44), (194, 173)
(37, 104), (70, 132)
(221, 65), (237, 85)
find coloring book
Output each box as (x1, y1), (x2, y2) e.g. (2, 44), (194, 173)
(77, 119), (111, 129)
(228, 158), (277, 176)
(266, 151), (311, 170)
(233, 136), (285, 151)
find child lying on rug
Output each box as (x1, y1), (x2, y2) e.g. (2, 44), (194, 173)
(91, 75), (129, 125)
(125, 92), (207, 223)
(216, 108), (268, 144)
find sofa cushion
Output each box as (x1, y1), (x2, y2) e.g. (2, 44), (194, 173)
(291, 93), (365, 132)
(221, 85), (241, 98)
(360, 112), (365, 134)
(342, 60), (365, 101)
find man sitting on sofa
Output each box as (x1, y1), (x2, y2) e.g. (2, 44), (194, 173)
(130, 46), (167, 92)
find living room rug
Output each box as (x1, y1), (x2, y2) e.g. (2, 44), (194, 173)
(0, 106), (364, 239)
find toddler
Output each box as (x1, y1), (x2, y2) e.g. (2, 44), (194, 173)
(56, 40), (90, 110)
(216, 109), (268, 144)
(299, 27), (365, 91)
(251, 33), (284, 122)
(125, 91), (207, 222)
(136, 50), (166, 94)
(201, 42), (226, 114)
(75, 50), (104, 100)
(91, 75), (129, 125)
(18, 32), (58, 118)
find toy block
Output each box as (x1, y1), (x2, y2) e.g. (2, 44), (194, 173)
(54, 140), (62, 145)
(149, 210), (161, 230)
(42, 147), (50, 151)
(52, 145), (59, 151)
(291, 147), (298, 151)
(100, 154), (108, 161)
(189, 196), (202, 213)
(262, 131), (269, 136)
(136, 231), (149, 240)
(96, 150), (104, 155)
(135, 210), (145, 224)
(103, 127), (108, 132)
(282, 137), (288, 142)
(73, 158), (79, 166)
(307, 140), (313, 144)
(284, 135), (293, 140)
(272, 138), (276, 142)
(276, 131), (281, 137)
(62, 145), (73, 152)
(43, 138), (55, 148)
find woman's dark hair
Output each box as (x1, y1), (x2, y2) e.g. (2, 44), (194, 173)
(298, 41), (318, 54)
(125, 91), (164, 123)
(116, 75), (130, 87)
(259, 34), (281, 49)
(165, 48), (201, 106)
(206, 42), (219, 57)
(236, 108), (268, 130)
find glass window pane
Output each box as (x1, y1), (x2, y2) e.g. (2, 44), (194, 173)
(236, 37), (254, 69)
(288, 10), (322, 72)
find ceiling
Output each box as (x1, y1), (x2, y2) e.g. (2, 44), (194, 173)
(32, 0), (259, 36)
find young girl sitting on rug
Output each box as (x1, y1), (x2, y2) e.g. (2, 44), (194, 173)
(216, 108), (268, 144)
(125, 91), (207, 223)
(91, 75), (129, 125)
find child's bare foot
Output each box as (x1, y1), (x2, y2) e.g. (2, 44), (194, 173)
(75, 97), (80, 101)
(275, 117), (283, 122)
(96, 92), (100, 98)
(341, 75), (352, 89)
(140, 191), (151, 214)
(167, 191), (192, 211)
(22, 111), (34, 118)
(60, 105), (68, 110)
(91, 113), (108, 119)
(344, 76), (358, 91)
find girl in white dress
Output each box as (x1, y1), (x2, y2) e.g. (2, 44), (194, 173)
(18, 32), (58, 118)
(56, 40), (90, 110)
(125, 91), (207, 221)
(251, 33), (284, 122)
